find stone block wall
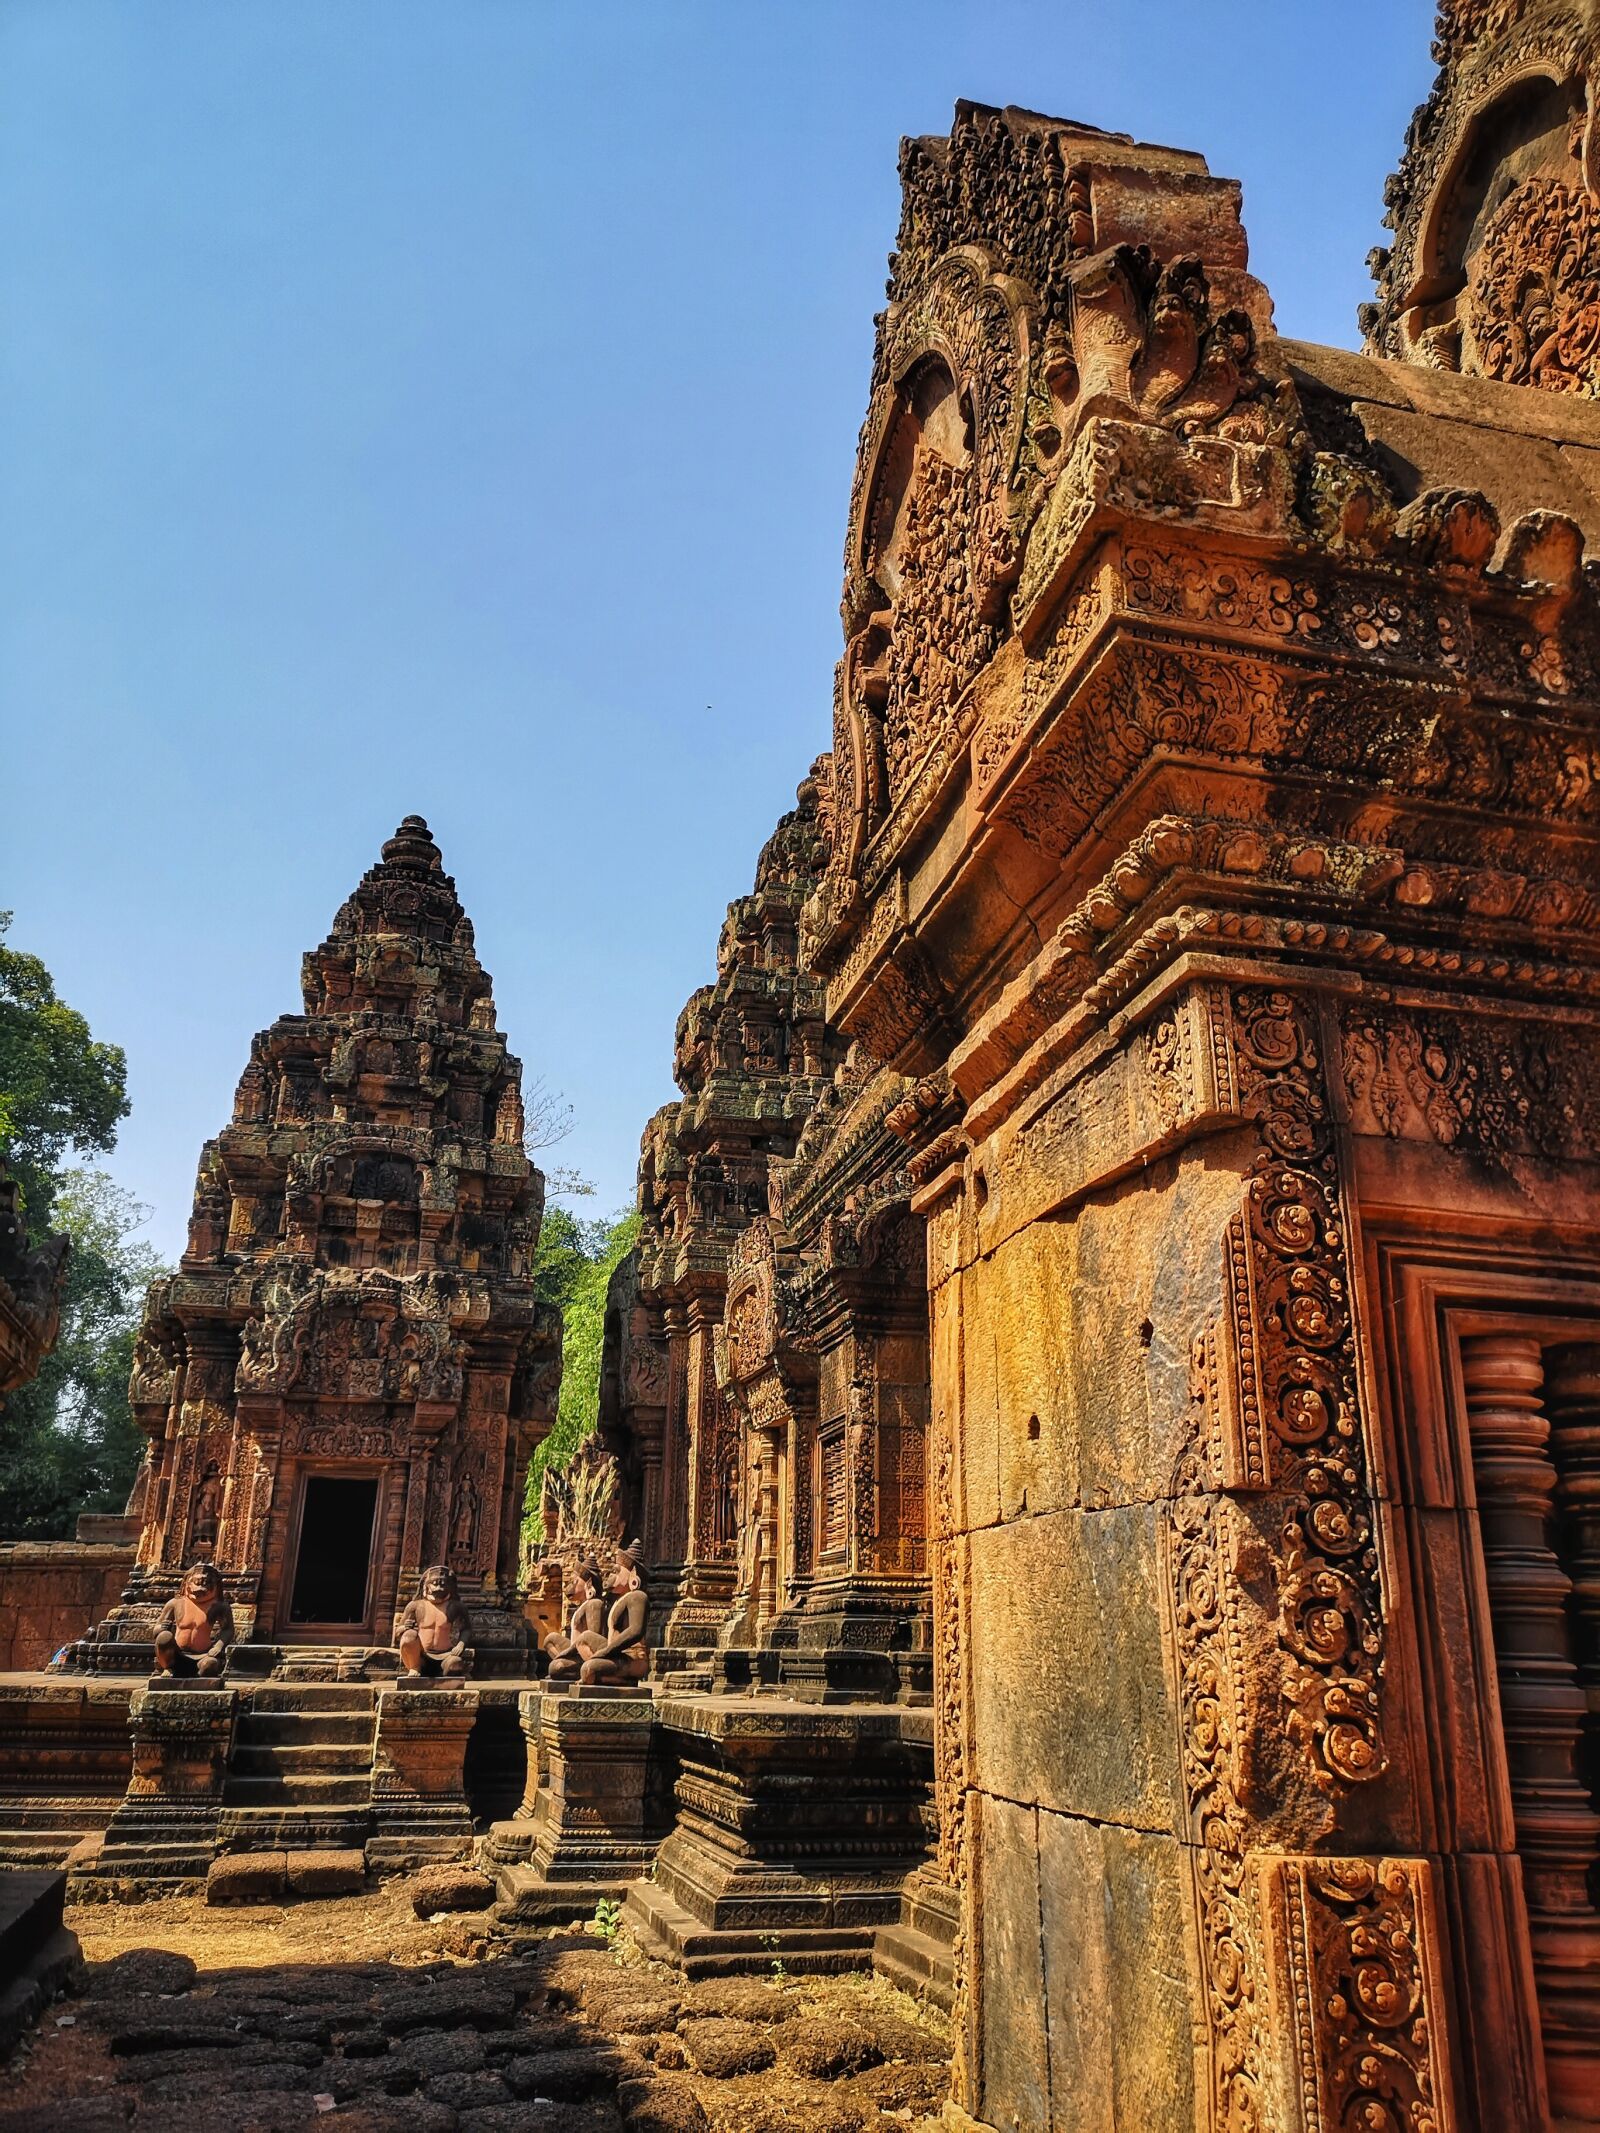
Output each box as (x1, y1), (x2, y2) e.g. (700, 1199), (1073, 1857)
(928, 1142), (1245, 2127)
(0, 1543), (133, 1672)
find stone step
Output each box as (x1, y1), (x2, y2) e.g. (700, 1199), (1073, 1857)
(217, 1806), (373, 1853)
(0, 1834), (87, 1871)
(872, 1920), (956, 2011)
(625, 1880), (877, 1980)
(243, 1684), (376, 1714)
(223, 1772), (372, 1808)
(230, 1706), (375, 1740)
(228, 1743), (373, 1779)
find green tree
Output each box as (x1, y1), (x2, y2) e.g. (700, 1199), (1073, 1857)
(0, 1169), (168, 1538)
(0, 912), (129, 1238)
(524, 1206), (640, 1551)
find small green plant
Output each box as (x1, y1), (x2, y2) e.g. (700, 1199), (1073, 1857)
(590, 1897), (624, 1943)
(760, 1930), (787, 1985)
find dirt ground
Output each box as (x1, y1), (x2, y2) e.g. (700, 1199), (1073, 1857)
(1, 1882), (953, 2133)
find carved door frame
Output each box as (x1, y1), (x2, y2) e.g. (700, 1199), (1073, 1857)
(278, 1463), (385, 1644)
(1361, 1224), (1600, 2128)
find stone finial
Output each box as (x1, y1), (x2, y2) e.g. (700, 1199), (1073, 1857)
(380, 815), (443, 870)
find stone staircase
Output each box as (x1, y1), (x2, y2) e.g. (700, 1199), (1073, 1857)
(872, 1866), (958, 2011)
(217, 1683), (375, 1853)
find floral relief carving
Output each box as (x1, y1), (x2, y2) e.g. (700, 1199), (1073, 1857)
(1342, 1007), (1600, 1160)
(1266, 1854), (1449, 2133)
(1226, 987), (1386, 1794)
(1466, 177), (1600, 395)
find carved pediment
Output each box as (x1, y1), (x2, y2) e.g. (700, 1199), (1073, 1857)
(1367, 1), (1600, 392)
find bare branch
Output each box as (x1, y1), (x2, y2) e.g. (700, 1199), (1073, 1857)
(521, 1073), (575, 1152)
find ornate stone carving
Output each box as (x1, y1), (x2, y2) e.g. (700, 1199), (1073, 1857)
(1264, 1853), (1452, 2133)
(1343, 1006), (1600, 1160)
(78, 817), (558, 1672)
(1365, 0), (1600, 389)
(1223, 987), (1386, 1793)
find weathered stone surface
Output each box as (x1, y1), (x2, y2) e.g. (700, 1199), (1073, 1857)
(679, 2017), (775, 2077)
(847, 2057), (949, 2113)
(377, 1978), (516, 2033)
(101, 1947), (197, 1997)
(422, 2069), (508, 2110)
(205, 1851), (287, 1905)
(678, 1979), (798, 2025)
(409, 1864), (495, 1915)
(967, 1502), (1180, 1832)
(616, 2077), (709, 2133)
(775, 2017), (881, 2082)
(1037, 1809), (1192, 2130)
(501, 2043), (622, 2098)
(388, 2027), (488, 2080)
(0, 1541), (133, 1673)
(285, 1848), (365, 1896)
(970, 1795), (1048, 2133)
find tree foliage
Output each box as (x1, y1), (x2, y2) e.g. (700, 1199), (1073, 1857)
(0, 911), (129, 1238)
(0, 1169), (167, 1538)
(524, 1206), (640, 1552)
(0, 919), (150, 1537)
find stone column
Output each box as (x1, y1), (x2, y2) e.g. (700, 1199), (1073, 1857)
(1462, 1331), (1600, 2119)
(368, 1684), (475, 1870)
(1548, 1342), (1600, 1757)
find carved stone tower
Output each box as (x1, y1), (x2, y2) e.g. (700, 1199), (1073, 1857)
(86, 816), (560, 1672)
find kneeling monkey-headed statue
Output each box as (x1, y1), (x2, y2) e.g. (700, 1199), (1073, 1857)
(394, 1563), (472, 1684)
(151, 1561), (235, 1683)
(544, 1559), (606, 1682)
(577, 1548), (650, 1687)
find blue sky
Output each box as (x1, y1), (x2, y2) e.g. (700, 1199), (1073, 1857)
(2, 0), (1434, 1262)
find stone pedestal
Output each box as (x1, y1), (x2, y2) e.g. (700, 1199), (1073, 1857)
(368, 1686), (475, 1871)
(626, 1692), (933, 1978)
(85, 1685), (236, 1890)
(491, 1686), (658, 1926)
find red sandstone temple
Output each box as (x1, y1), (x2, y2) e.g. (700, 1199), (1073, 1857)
(79, 815), (561, 1672)
(11, 5), (1600, 2127)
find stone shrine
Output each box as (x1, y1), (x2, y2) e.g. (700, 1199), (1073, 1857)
(597, 12), (1600, 2126)
(76, 816), (561, 1673)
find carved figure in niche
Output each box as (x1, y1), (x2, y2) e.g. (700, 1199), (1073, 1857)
(713, 1451), (737, 1555)
(395, 1563), (472, 1684)
(189, 1463), (223, 1552)
(578, 1547), (651, 1686)
(151, 1562), (235, 1683)
(449, 1470), (480, 1558)
(543, 1560), (607, 1681)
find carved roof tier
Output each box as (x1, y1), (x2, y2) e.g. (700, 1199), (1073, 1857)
(173, 818), (545, 1296)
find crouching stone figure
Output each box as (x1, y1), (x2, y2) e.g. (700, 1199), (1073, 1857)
(395, 1563), (472, 1684)
(151, 1561), (235, 1683)
(544, 1560), (605, 1682)
(578, 1548), (650, 1687)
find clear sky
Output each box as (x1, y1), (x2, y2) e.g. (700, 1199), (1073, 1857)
(3, 0), (1435, 1262)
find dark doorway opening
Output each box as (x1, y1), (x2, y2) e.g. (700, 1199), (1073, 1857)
(289, 1476), (379, 1627)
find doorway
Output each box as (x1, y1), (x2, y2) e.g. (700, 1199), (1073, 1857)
(288, 1475), (379, 1630)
